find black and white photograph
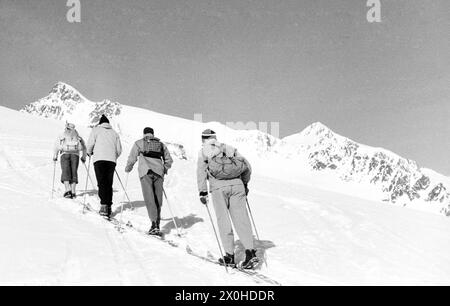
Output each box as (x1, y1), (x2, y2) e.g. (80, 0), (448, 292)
(0, 0), (449, 290)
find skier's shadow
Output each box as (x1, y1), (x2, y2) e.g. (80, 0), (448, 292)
(112, 201), (146, 215)
(78, 188), (120, 198)
(161, 214), (204, 232)
(77, 189), (98, 197)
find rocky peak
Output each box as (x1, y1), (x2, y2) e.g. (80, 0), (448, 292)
(300, 122), (334, 138)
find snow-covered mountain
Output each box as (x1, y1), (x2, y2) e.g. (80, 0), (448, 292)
(274, 122), (450, 216)
(21, 82), (450, 216)
(21, 82), (122, 133)
(21, 82), (191, 159)
(21, 82), (279, 160)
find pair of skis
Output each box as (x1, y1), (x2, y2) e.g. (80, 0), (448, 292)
(84, 202), (180, 247)
(74, 198), (278, 285)
(185, 246), (281, 286)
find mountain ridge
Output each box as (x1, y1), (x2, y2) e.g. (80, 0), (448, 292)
(20, 82), (450, 216)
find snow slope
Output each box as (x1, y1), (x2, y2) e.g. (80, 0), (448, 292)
(0, 107), (258, 285)
(1, 105), (450, 285)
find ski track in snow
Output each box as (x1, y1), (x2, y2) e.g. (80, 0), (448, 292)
(1, 108), (450, 285)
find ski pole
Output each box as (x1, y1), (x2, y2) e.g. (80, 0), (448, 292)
(82, 160), (103, 205)
(245, 197), (268, 268)
(51, 160), (56, 199)
(82, 156), (91, 214)
(162, 187), (182, 237)
(119, 173), (129, 222)
(205, 200), (228, 273)
(83, 162), (96, 191)
(117, 173), (129, 232)
(245, 198), (261, 241)
(115, 170), (133, 210)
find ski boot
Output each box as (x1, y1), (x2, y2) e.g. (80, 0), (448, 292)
(241, 249), (259, 270)
(218, 253), (236, 267)
(148, 221), (162, 236)
(99, 205), (111, 218)
(63, 191), (72, 199)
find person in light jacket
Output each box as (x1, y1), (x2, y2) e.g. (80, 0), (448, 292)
(53, 122), (87, 199)
(86, 115), (122, 218)
(125, 127), (173, 235)
(197, 129), (259, 269)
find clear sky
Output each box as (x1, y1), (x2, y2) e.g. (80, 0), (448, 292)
(0, 0), (449, 174)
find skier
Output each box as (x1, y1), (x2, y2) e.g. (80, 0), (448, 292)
(125, 127), (173, 236)
(86, 115), (122, 218)
(196, 129), (259, 269)
(53, 122), (87, 198)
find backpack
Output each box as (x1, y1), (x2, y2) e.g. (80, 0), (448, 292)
(140, 136), (164, 160)
(60, 136), (80, 152)
(205, 143), (247, 180)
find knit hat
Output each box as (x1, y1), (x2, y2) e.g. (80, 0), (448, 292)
(99, 115), (109, 124)
(201, 129), (216, 140)
(143, 127), (154, 136)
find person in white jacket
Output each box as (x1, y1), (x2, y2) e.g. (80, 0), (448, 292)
(86, 115), (122, 217)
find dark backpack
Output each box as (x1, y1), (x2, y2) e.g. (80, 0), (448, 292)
(206, 144), (247, 180)
(140, 136), (164, 160)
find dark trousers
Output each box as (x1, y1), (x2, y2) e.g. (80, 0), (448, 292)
(94, 161), (116, 206)
(60, 154), (80, 184)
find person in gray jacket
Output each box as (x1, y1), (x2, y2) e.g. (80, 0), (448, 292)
(197, 129), (259, 269)
(125, 127), (173, 235)
(86, 115), (122, 218)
